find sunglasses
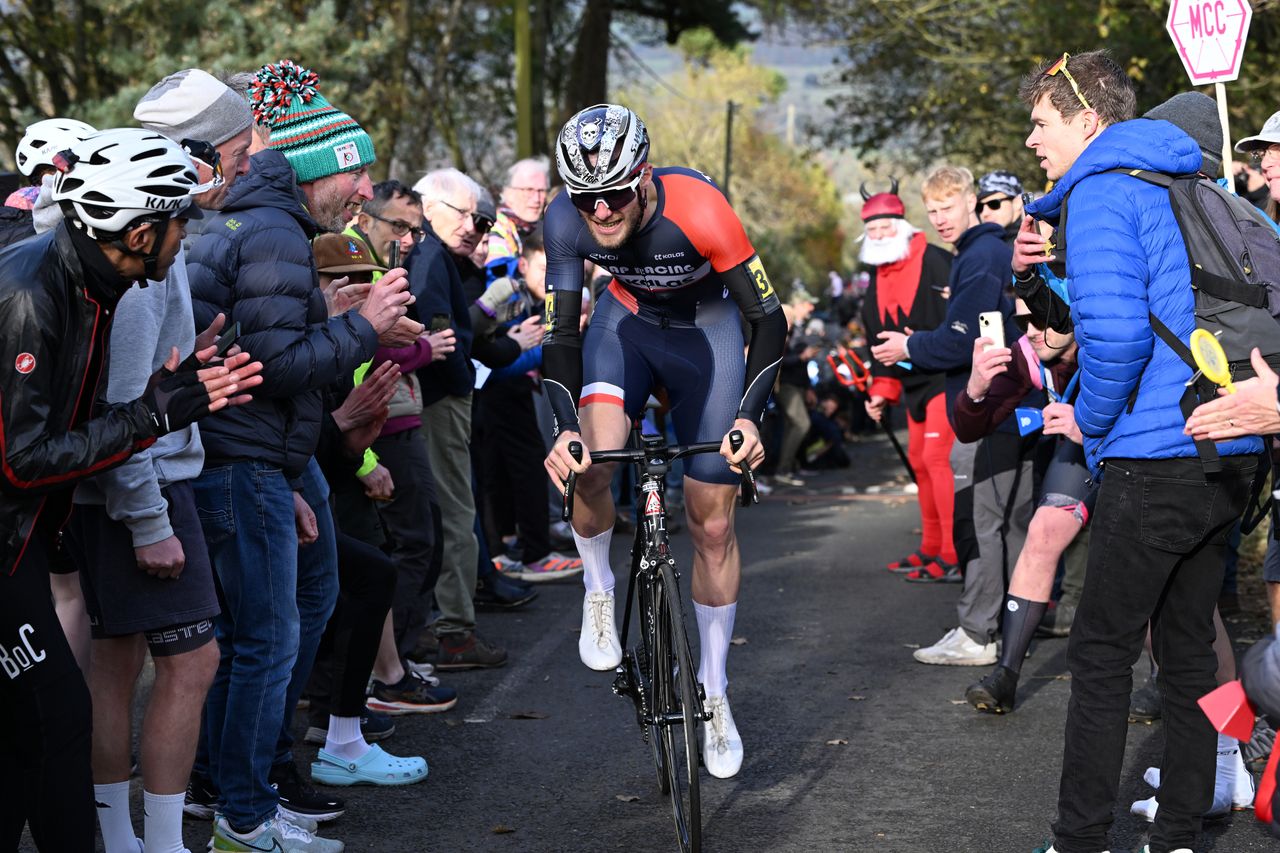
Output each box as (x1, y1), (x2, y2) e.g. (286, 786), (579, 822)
(438, 198), (494, 231)
(1045, 53), (1093, 112)
(180, 138), (225, 194)
(366, 211), (425, 241)
(1013, 313), (1034, 333)
(979, 197), (1011, 212)
(567, 172), (644, 215)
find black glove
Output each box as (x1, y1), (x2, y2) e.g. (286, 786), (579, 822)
(140, 367), (213, 435)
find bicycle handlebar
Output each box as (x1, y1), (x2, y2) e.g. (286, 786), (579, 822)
(560, 430), (759, 523)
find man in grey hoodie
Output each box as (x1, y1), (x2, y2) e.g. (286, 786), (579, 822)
(54, 69), (255, 853)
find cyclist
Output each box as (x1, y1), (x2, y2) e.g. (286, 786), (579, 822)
(542, 103), (786, 780)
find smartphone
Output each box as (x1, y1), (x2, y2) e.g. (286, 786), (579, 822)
(430, 313), (451, 333)
(387, 241), (401, 270)
(978, 311), (1005, 350)
(1021, 191), (1035, 208)
(180, 321), (240, 371)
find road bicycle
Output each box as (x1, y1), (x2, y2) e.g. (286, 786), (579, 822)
(563, 426), (758, 852)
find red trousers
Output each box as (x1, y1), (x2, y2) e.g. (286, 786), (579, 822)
(907, 393), (957, 564)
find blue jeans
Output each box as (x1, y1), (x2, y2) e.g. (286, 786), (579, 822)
(275, 457), (338, 766)
(193, 461), (299, 831)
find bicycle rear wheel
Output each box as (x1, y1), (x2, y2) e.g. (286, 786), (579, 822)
(652, 559), (702, 853)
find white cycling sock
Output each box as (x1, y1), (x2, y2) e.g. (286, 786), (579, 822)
(94, 780), (137, 853)
(695, 601), (736, 698)
(142, 790), (186, 853)
(575, 528), (614, 594)
(324, 714), (371, 761)
(1214, 732), (1254, 810)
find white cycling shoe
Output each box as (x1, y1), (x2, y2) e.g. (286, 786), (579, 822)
(579, 591), (622, 671)
(702, 695), (743, 779)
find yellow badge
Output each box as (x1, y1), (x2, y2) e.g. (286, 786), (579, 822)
(747, 256), (773, 300)
(544, 292), (556, 331)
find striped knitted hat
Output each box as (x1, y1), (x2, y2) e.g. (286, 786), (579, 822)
(248, 60), (375, 184)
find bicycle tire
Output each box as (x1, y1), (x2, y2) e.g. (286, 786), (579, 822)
(653, 559), (702, 853)
(638, 569), (672, 795)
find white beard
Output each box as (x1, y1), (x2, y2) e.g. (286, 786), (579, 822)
(859, 224), (916, 267)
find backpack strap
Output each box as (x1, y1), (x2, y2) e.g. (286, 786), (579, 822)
(1192, 267), (1270, 308)
(1239, 448), (1274, 535)
(1148, 311), (1223, 475)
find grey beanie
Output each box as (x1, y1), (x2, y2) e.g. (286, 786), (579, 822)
(133, 69), (253, 147)
(1145, 91), (1223, 175)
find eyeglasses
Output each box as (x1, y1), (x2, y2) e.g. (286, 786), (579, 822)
(366, 211), (425, 241)
(437, 198), (494, 231)
(180, 138), (225, 193)
(506, 185), (548, 196)
(1045, 53), (1093, 112)
(979, 197), (1011, 212)
(567, 173), (644, 215)
(1249, 144), (1280, 167)
(1013, 313), (1034, 333)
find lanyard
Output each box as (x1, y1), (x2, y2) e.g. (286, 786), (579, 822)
(1039, 361), (1080, 404)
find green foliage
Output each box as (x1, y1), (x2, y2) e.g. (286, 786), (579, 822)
(823, 0), (1280, 181)
(619, 34), (845, 294)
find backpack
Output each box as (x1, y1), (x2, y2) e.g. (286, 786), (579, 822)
(1061, 168), (1280, 481)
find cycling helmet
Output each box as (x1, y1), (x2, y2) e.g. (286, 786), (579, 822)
(52, 128), (204, 239)
(15, 118), (96, 178)
(555, 104), (649, 192)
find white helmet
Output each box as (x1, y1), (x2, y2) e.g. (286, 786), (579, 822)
(15, 118), (97, 177)
(52, 128), (205, 239)
(555, 104), (649, 193)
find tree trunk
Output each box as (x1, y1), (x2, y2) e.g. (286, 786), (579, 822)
(561, 0), (611, 124)
(529, 0), (548, 156)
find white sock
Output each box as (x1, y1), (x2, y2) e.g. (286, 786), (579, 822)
(324, 714), (371, 761)
(575, 528), (614, 594)
(142, 790), (187, 853)
(94, 780), (137, 853)
(695, 601), (736, 698)
(1214, 732), (1254, 810)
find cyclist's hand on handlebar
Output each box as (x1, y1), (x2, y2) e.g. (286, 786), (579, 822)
(721, 418), (764, 474)
(545, 430), (591, 490)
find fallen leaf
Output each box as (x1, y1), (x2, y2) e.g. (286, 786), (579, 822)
(615, 794), (640, 802)
(508, 711), (549, 720)
(826, 738), (849, 745)
(492, 825), (515, 834)
(949, 700), (966, 705)
(848, 695), (865, 701)
(731, 637), (748, 646)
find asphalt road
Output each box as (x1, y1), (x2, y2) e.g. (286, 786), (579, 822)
(22, 434), (1280, 853)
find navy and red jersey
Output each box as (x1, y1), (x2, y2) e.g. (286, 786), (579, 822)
(541, 166), (787, 436)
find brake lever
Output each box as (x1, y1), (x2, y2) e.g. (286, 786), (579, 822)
(728, 429), (759, 507)
(561, 440), (583, 522)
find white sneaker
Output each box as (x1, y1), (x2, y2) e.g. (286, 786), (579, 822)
(912, 627), (997, 666)
(703, 695), (743, 779)
(579, 592), (622, 671)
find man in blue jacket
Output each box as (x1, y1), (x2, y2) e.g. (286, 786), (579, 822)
(1019, 50), (1261, 853)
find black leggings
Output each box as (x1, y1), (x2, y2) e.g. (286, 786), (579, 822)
(309, 530), (397, 718)
(0, 544), (95, 851)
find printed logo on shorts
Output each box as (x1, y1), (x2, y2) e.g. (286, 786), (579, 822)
(1007, 599), (1020, 612)
(0, 623), (47, 679)
(333, 141), (361, 170)
(14, 353), (35, 374)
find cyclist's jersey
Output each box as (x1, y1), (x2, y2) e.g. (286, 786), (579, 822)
(541, 166), (786, 436)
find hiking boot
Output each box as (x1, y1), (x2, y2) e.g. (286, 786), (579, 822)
(1129, 671), (1161, 724)
(269, 760), (346, 823)
(304, 709), (396, 745)
(966, 665), (1019, 714)
(436, 631), (508, 670)
(474, 571), (538, 610)
(183, 770), (218, 820)
(367, 670), (459, 715)
(515, 552), (584, 583)
(406, 631), (439, 665)
(1035, 601), (1076, 637)
(913, 627), (997, 666)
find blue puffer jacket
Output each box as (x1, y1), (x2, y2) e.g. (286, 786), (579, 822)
(1027, 119), (1262, 471)
(188, 150), (378, 478)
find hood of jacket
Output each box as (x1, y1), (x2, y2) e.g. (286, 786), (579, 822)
(221, 149), (320, 238)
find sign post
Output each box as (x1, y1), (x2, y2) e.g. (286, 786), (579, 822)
(1166, 0), (1253, 186)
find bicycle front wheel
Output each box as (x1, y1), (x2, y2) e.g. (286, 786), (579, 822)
(652, 559), (702, 853)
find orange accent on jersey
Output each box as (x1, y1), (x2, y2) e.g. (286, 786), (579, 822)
(608, 279), (640, 314)
(658, 173), (755, 273)
(580, 393), (625, 408)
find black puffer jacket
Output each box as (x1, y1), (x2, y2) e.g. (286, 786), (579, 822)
(188, 150), (377, 478)
(0, 205), (34, 248)
(0, 224), (158, 574)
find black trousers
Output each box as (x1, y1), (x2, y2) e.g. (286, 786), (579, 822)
(0, 539), (94, 851)
(1054, 455), (1255, 853)
(474, 378), (551, 563)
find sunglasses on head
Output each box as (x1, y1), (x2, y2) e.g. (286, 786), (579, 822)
(567, 172), (644, 215)
(1045, 52), (1093, 112)
(979, 197), (1011, 212)
(180, 138), (224, 193)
